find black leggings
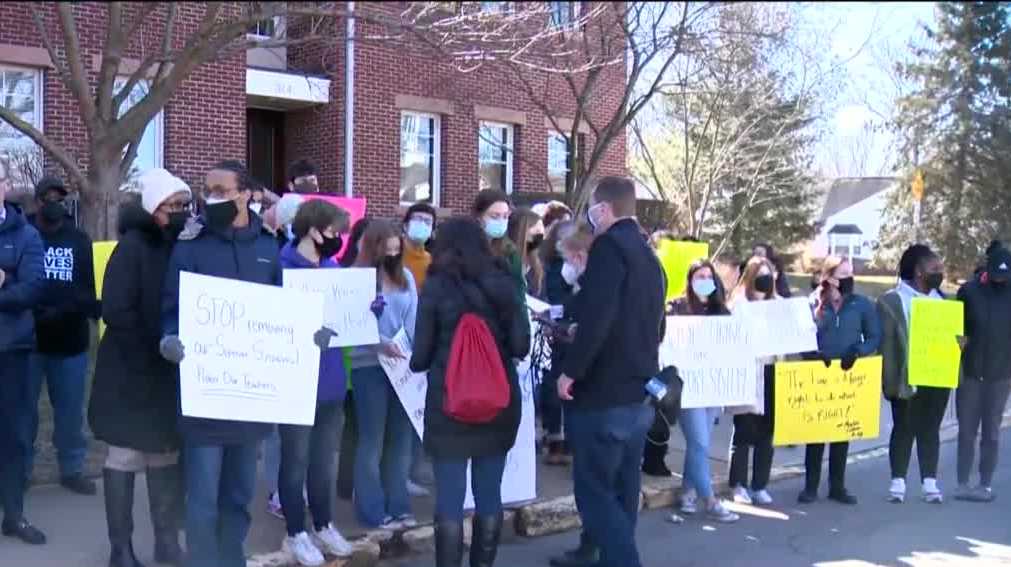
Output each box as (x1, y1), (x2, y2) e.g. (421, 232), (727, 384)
(888, 387), (949, 481)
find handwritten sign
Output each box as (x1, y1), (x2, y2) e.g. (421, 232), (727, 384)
(736, 297), (818, 357)
(773, 356), (882, 446)
(93, 241), (118, 338)
(656, 240), (709, 301)
(283, 268), (379, 347)
(660, 316), (757, 408)
(379, 328), (426, 437)
(908, 298), (963, 388)
(178, 273), (324, 425)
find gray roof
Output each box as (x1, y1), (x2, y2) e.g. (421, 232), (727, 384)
(820, 177), (897, 221)
(827, 223), (862, 235)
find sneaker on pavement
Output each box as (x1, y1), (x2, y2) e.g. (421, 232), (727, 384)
(751, 489), (773, 506)
(60, 474), (97, 496)
(407, 480), (430, 498)
(2, 519), (46, 545)
(679, 493), (698, 515)
(394, 514), (418, 528)
(706, 501), (740, 523)
(966, 485), (994, 503)
(267, 492), (284, 520)
(732, 486), (753, 505)
(922, 478), (943, 504)
(888, 478), (906, 503)
(313, 523), (353, 557)
(284, 532), (325, 566)
(828, 489), (858, 505)
(797, 489), (818, 504)
(954, 484), (973, 501)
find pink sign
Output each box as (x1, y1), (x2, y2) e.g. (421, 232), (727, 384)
(303, 195), (367, 258)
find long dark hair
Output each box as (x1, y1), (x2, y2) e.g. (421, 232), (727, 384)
(686, 260), (730, 315)
(430, 216), (516, 315)
(340, 217), (371, 267)
(508, 207), (544, 296)
(472, 189), (515, 259)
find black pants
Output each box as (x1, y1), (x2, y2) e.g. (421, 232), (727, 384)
(336, 392), (358, 501)
(729, 367), (774, 491)
(804, 442), (849, 493)
(0, 352), (32, 527)
(956, 378), (1011, 486)
(888, 387), (949, 481)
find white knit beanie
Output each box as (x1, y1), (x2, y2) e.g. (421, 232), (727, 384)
(276, 193), (304, 228)
(139, 168), (191, 214)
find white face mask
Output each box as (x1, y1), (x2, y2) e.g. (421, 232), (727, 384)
(561, 262), (581, 285)
(249, 202), (262, 215)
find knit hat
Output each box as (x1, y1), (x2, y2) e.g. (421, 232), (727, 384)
(276, 193), (305, 228)
(138, 168), (191, 214)
(988, 246), (1011, 280)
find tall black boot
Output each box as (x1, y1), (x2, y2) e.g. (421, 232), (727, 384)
(549, 531), (600, 567)
(435, 518), (464, 567)
(470, 513), (503, 567)
(642, 441), (672, 477)
(146, 465), (183, 565)
(103, 469), (145, 567)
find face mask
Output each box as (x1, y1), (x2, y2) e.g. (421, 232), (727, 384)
(923, 272), (944, 291)
(316, 234), (343, 258)
(527, 234), (544, 253)
(754, 274), (774, 294)
(249, 202), (262, 215)
(691, 278), (716, 299)
(837, 276), (855, 295)
(204, 198), (238, 231)
(166, 212), (188, 235)
(40, 201), (66, 224)
(586, 204), (599, 232)
(407, 220), (432, 243)
(382, 254), (402, 275)
(561, 262), (581, 285)
(484, 218), (508, 239)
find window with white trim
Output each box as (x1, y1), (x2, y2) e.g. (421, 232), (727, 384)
(400, 111), (441, 205)
(114, 78), (164, 186)
(548, 131), (577, 193)
(248, 16), (283, 39)
(548, 1), (579, 28)
(480, 1), (512, 14)
(0, 65), (43, 192)
(479, 121), (514, 194)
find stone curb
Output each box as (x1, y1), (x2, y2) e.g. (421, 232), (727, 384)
(248, 411), (1011, 566)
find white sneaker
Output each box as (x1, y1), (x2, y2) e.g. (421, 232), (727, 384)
(732, 486), (753, 505)
(679, 489), (698, 515)
(922, 478), (943, 504)
(313, 523), (354, 557)
(283, 532), (325, 566)
(707, 501), (740, 523)
(751, 489), (773, 505)
(267, 492), (284, 519)
(407, 479), (430, 497)
(888, 478), (906, 503)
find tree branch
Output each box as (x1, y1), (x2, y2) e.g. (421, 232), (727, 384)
(0, 105), (86, 189)
(55, 2), (99, 129)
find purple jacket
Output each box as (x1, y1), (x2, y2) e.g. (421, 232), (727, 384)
(280, 242), (348, 404)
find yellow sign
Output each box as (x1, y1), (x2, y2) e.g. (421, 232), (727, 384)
(911, 170), (924, 202)
(773, 356), (882, 446)
(656, 240), (710, 301)
(93, 241), (118, 338)
(908, 298), (963, 388)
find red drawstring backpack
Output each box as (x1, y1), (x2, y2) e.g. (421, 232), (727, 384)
(443, 312), (510, 423)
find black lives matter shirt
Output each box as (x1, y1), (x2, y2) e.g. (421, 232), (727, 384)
(31, 218), (98, 355)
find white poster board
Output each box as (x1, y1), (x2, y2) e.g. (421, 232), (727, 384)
(178, 272), (324, 425)
(736, 297), (817, 358)
(379, 328), (427, 437)
(661, 315), (758, 408)
(283, 268), (379, 347)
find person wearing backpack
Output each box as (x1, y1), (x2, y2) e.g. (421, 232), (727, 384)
(410, 217), (531, 567)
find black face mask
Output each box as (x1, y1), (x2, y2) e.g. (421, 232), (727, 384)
(316, 234), (344, 258)
(204, 200), (238, 231)
(527, 234), (544, 253)
(838, 276), (855, 295)
(40, 201), (66, 224)
(382, 254), (402, 276)
(166, 212), (188, 236)
(923, 272), (944, 291)
(754, 274), (775, 294)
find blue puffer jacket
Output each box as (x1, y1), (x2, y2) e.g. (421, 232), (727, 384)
(0, 203), (45, 352)
(814, 293), (882, 359)
(162, 215), (281, 445)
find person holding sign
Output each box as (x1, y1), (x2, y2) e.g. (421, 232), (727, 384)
(90, 169), (191, 567)
(878, 244), (950, 504)
(277, 200), (355, 565)
(349, 220), (419, 529)
(159, 160), (284, 567)
(799, 257), (881, 505)
(954, 245), (1011, 503)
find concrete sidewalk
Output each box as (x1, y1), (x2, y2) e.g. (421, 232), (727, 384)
(2, 397), (970, 567)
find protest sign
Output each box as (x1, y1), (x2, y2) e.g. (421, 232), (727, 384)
(93, 241), (118, 338)
(303, 195), (366, 258)
(660, 315), (758, 408)
(656, 240), (709, 301)
(178, 273), (324, 425)
(736, 297), (818, 358)
(908, 298), (963, 388)
(379, 328), (427, 437)
(773, 356), (882, 446)
(283, 268), (379, 347)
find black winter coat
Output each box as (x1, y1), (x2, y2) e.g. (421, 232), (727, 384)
(410, 268), (531, 460)
(957, 279), (1011, 382)
(89, 205), (180, 453)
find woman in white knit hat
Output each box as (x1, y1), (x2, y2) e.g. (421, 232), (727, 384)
(89, 168), (192, 567)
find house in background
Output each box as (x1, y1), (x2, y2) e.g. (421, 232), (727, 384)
(807, 177), (898, 267)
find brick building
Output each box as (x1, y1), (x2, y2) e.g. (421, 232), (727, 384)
(0, 2), (626, 218)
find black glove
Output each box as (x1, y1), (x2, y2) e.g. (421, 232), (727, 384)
(313, 326), (337, 349)
(821, 354), (833, 368)
(841, 351), (858, 371)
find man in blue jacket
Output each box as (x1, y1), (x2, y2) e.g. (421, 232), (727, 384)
(159, 160), (281, 567)
(0, 171), (47, 545)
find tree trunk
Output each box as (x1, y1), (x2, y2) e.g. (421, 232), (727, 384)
(81, 158), (125, 241)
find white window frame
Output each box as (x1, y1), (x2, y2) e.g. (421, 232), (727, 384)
(247, 15), (284, 40)
(399, 110), (442, 207)
(478, 120), (514, 194)
(548, 1), (580, 28)
(0, 64), (44, 192)
(547, 130), (574, 193)
(114, 77), (164, 187)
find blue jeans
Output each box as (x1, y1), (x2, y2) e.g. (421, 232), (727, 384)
(261, 426), (281, 495)
(351, 365), (413, 526)
(279, 401), (342, 536)
(26, 352), (89, 478)
(568, 404), (653, 567)
(679, 407), (717, 500)
(0, 352), (31, 526)
(433, 454), (507, 522)
(184, 442), (259, 567)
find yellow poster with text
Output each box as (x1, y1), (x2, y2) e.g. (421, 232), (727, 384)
(93, 241), (118, 338)
(773, 356), (882, 446)
(908, 298), (963, 388)
(656, 240), (709, 301)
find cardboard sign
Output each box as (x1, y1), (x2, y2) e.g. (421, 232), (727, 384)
(908, 298), (963, 388)
(283, 268), (379, 348)
(656, 240), (709, 301)
(93, 241), (118, 338)
(660, 315), (758, 408)
(178, 273), (324, 425)
(379, 328), (426, 437)
(737, 297), (818, 358)
(773, 356), (882, 446)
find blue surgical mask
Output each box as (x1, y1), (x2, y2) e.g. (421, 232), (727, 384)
(407, 220), (432, 243)
(691, 278), (716, 298)
(484, 218), (508, 239)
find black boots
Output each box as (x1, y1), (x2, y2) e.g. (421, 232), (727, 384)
(103, 469), (145, 567)
(549, 531), (600, 567)
(470, 513), (503, 567)
(642, 442), (672, 477)
(146, 465), (183, 565)
(435, 518), (464, 567)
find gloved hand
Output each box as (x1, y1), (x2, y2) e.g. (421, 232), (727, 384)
(160, 335), (186, 364)
(313, 327), (337, 349)
(840, 350), (858, 371)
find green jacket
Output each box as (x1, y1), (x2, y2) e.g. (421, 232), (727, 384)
(877, 290), (915, 400)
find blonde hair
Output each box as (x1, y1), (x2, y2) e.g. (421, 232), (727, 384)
(732, 256), (779, 303)
(558, 221), (594, 256)
(815, 255), (848, 318)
